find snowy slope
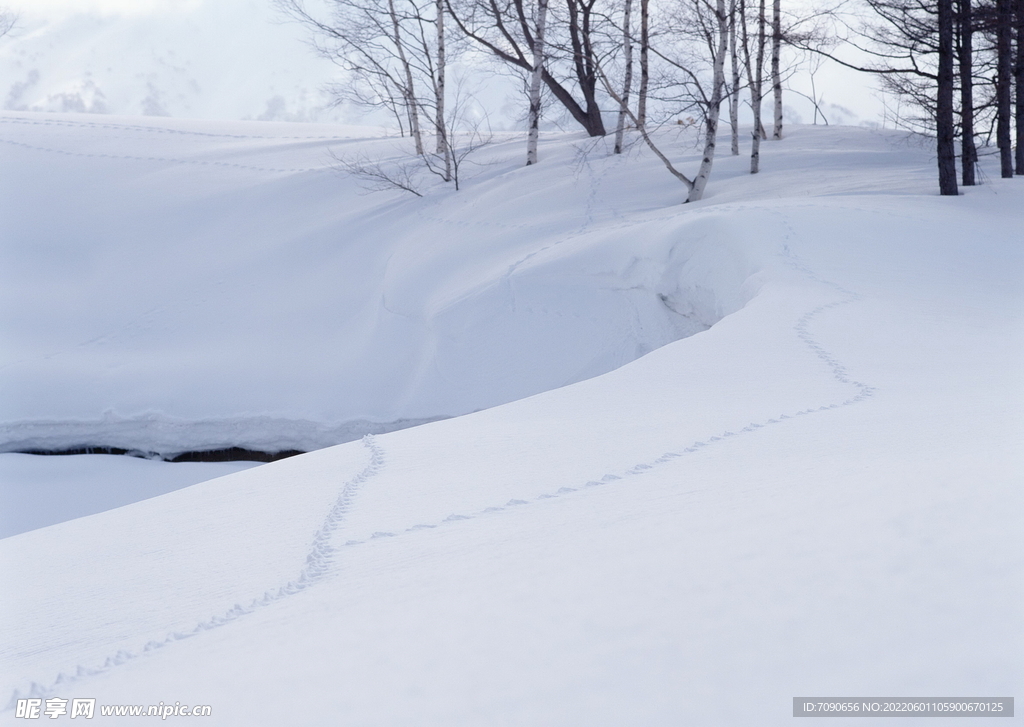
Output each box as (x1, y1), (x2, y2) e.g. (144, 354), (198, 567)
(1, 120), (1022, 724)
(1, 112), (736, 456)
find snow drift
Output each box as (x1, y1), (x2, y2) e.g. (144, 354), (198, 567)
(0, 112), (754, 457)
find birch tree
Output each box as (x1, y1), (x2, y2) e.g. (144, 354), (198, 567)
(391, 0), (426, 153)
(526, 0), (549, 164)
(745, 0), (768, 172)
(729, 0), (742, 155)
(614, 0), (635, 153)
(690, 0), (731, 199)
(281, 0), (454, 156)
(435, 0), (451, 176)
(446, 0), (609, 136)
(597, 0), (730, 202)
(771, 0), (783, 138)
(637, 0), (650, 128)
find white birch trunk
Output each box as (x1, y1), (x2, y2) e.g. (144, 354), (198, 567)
(435, 0), (451, 178)
(749, 0), (766, 173)
(729, 0), (740, 156)
(687, 0), (729, 202)
(389, 0), (423, 156)
(637, 0), (649, 130)
(526, 0), (549, 166)
(771, 0), (782, 139)
(614, 0), (634, 154)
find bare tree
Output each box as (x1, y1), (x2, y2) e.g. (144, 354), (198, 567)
(0, 8), (14, 38)
(446, 0), (609, 136)
(598, 0), (730, 202)
(771, 0), (783, 138)
(637, 0), (650, 127)
(423, 83), (493, 188)
(958, 0), (977, 185)
(996, 0), (1015, 176)
(337, 152), (427, 195)
(394, 0), (426, 153)
(691, 0), (731, 198)
(337, 78), (491, 194)
(614, 0), (635, 153)
(729, 0), (742, 154)
(526, 0), (550, 164)
(938, 0), (959, 194)
(792, 0), (967, 194)
(746, 0), (768, 172)
(435, 0), (451, 174)
(280, 0), (457, 155)
(1017, 0), (1024, 173)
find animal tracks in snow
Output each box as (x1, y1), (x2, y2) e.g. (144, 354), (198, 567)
(4, 436), (383, 709)
(0, 135), (328, 175)
(3, 208), (875, 710)
(326, 250), (877, 559)
(0, 115), (354, 142)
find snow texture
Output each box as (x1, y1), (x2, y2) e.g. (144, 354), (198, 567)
(0, 116), (1021, 725)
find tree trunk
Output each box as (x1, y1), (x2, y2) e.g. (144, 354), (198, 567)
(1015, 0), (1024, 174)
(526, 0), (549, 165)
(997, 0), (1014, 177)
(436, 0), (451, 178)
(958, 0), (976, 185)
(688, 0), (730, 201)
(389, 0), (423, 155)
(771, 0), (782, 139)
(638, 0), (650, 129)
(730, 0), (741, 155)
(938, 0), (959, 195)
(750, 0), (766, 173)
(614, 0), (634, 154)
(566, 0), (607, 137)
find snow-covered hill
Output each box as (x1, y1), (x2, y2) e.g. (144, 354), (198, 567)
(1, 117), (1021, 725)
(1, 112), (745, 457)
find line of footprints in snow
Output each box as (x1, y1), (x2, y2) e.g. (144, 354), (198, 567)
(6, 263), (875, 709)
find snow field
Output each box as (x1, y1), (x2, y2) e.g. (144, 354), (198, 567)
(0, 116), (1021, 724)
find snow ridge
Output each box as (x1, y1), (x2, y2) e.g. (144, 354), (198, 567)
(3, 435), (384, 710)
(335, 264), (876, 551)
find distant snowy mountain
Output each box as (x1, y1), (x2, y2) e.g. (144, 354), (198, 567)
(0, 0), (344, 121)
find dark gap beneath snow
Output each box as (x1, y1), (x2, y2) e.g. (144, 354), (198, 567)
(16, 447), (304, 463)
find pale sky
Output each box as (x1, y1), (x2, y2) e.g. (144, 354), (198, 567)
(8, 0), (205, 16)
(0, 0), (885, 126)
